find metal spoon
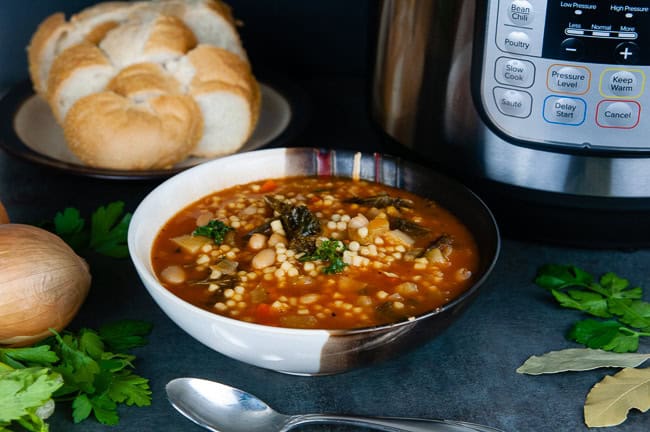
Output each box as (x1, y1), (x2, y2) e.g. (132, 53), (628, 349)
(166, 378), (505, 432)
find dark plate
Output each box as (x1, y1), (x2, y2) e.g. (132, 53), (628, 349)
(0, 80), (303, 180)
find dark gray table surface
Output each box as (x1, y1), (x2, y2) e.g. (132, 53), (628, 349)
(1, 76), (649, 432)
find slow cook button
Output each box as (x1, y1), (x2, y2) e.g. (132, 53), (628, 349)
(493, 87), (532, 118)
(495, 57), (535, 88)
(503, 31), (531, 55)
(543, 96), (586, 125)
(547, 65), (590, 94)
(596, 100), (640, 129)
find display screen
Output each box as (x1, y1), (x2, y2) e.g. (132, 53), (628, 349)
(542, 1), (650, 65)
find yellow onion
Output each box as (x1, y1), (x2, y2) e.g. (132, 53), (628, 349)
(0, 200), (8, 224)
(0, 224), (91, 346)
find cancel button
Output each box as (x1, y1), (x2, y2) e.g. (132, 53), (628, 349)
(596, 100), (640, 129)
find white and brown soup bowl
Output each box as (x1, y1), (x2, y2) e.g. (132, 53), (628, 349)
(128, 147), (500, 375)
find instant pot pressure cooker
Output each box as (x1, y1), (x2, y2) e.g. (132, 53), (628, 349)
(372, 0), (650, 247)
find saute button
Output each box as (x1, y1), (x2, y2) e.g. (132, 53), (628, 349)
(543, 96), (586, 125)
(508, 0), (534, 26)
(493, 87), (532, 118)
(596, 100), (640, 128)
(496, 57), (535, 87)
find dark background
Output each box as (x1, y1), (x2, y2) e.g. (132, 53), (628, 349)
(0, 0), (374, 86)
(2, 2), (650, 432)
(0, 1), (391, 155)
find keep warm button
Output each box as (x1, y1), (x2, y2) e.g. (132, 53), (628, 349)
(596, 100), (640, 129)
(543, 96), (586, 125)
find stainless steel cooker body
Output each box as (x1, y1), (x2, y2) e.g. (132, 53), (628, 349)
(372, 0), (650, 200)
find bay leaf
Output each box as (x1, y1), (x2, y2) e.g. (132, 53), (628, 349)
(516, 348), (650, 375)
(584, 367), (650, 427)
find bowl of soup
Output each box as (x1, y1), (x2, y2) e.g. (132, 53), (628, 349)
(128, 147), (500, 375)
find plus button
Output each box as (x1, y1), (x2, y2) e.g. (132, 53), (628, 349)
(616, 42), (640, 64)
(619, 47), (633, 60)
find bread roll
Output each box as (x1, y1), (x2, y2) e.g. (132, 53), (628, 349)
(155, 0), (247, 60)
(64, 91), (203, 170)
(27, 13), (70, 97)
(27, 0), (260, 170)
(99, 14), (197, 69)
(46, 42), (115, 123)
(181, 45), (260, 157)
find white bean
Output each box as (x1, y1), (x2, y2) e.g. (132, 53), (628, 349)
(268, 233), (287, 247)
(395, 281), (419, 296)
(195, 212), (214, 227)
(348, 213), (369, 229)
(248, 233), (267, 250)
(252, 248), (276, 269)
(299, 294), (320, 304)
(161, 265), (186, 284)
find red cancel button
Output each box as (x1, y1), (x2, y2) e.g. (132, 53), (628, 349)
(596, 100), (640, 129)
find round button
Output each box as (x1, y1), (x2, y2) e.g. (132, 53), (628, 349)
(493, 87), (532, 118)
(597, 101), (639, 128)
(508, 0), (534, 26)
(615, 42), (640, 64)
(560, 38), (585, 60)
(503, 31), (531, 54)
(496, 57), (535, 87)
(547, 66), (590, 94)
(543, 96), (586, 125)
(609, 71), (637, 96)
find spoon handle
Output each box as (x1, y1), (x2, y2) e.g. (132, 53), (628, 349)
(284, 413), (504, 432)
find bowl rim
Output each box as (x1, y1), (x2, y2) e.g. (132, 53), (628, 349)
(128, 146), (501, 336)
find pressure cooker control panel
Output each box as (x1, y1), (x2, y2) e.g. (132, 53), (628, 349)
(479, 0), (650, 152)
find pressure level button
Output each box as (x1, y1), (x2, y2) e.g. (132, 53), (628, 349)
(547, 65), (590, 94)
(508, 0), (534, 26)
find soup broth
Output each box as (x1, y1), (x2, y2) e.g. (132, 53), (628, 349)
(152, 176), (479, 329)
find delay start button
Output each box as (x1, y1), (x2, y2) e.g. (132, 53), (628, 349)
(493, 87), (532, 118)
(596, 100), (640, 129)
(543, 96), (586, 125)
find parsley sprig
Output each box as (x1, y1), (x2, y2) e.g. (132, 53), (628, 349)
(299, 239), (348, 274)
(192, 220), (233, 244)
(535, 264), (650, 352)
(51, 201), (132, 258)
(0, 320), (152, 429)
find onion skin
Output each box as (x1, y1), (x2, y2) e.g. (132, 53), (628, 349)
(0, 200), (8, 224)
(0, 224), (91, 347)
